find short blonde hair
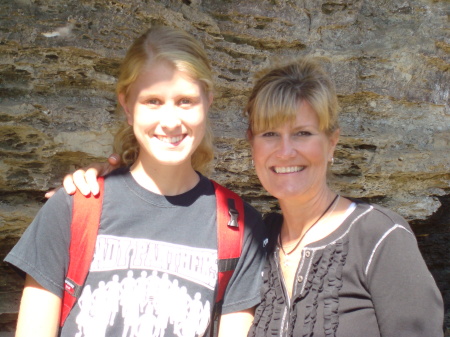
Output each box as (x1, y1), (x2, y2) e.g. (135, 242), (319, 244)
(245, 57), (339, 136)
(113, 26), (214, 173)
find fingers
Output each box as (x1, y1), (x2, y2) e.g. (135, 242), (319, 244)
(62, 173), (77, 195)
(66, 170), (91, 196)
(84, 167), (101, 196)
(62, 165), (103, 197)
(46, 154), (121, 199)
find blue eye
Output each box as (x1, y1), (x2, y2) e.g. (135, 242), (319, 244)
(178, 97), (200, 109)
(179, 98), (192, 105)
(146, 98), (161, 105)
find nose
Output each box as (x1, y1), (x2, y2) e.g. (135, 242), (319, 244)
(276, 136), (296, 158)
(159, 105), (181, 129)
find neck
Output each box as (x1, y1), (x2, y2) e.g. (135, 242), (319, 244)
(130, 158), (200, 196)
(278, 189), (338, 242)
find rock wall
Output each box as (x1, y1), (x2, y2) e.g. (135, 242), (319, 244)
(0, 0), (448, 333)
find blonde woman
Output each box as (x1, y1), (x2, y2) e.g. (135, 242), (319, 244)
(245, 58), (443, 336)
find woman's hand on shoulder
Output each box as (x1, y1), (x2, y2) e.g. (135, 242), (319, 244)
(45, 154), (121, 198)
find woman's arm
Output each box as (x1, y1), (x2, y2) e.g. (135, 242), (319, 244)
(218, 307), (255, 337)
(367, 223), (444, 336)
(16, 274), (61, 337)
(45, 154), (121, 198)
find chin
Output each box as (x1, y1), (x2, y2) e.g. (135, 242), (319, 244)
(159, 158), (191, 166)
(265, 186), (304, 201)
(153, 149), (193, 162)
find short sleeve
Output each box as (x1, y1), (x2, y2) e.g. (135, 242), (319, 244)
(366, 222), (444, 336)
(220, 203), (267, 314)
(4, 189), (73, 298)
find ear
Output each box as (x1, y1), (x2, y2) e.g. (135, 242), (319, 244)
(118, 93), (133, 126)
(328, 128), (340, 161)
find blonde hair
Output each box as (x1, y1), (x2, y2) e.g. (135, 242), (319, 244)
(113, 26), (214, 173)
(245, 57), (339, 136)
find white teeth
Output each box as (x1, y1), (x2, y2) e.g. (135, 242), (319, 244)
(273, 166), (304, 174)
(156, 135), (183, 143)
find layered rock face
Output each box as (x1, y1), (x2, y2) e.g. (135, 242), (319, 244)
(0, 0), (448, 333)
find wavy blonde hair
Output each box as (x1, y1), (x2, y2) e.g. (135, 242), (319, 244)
(245, 57), (339, 136)
(113, 26), (214, 173)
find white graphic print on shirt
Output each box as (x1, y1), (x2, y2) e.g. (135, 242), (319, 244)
(91, 235), (218, 289)
(72, 235), (217, 337)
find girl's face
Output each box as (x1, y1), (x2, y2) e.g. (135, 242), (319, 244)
(250, 101), (339, 202)
(119, 61), (212, 170)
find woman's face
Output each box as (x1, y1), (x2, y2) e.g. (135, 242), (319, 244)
(119, 61), (212, 169)
(250, 101), (339, 202)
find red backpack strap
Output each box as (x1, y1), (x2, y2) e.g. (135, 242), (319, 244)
(211, 180), (245, 304)
(60, 177), (105, 326)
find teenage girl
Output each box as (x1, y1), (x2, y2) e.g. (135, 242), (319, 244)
(6, 26), (266, 337)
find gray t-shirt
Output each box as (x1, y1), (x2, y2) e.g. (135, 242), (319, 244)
(6, 168), (267, 337)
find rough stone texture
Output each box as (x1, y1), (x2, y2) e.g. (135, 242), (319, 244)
(0, 0), (448, 333)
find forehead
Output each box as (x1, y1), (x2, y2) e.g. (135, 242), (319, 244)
(252, 98), (317, 129)
(293, 101), (319, 125)
(273, 101), (319, 129)
(130, 62), (202, 95)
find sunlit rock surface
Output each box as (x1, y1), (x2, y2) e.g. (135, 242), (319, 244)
(0, 0), (448, 333)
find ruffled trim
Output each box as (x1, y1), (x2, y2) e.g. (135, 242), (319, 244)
(250, 215), (350, 337)
(324, 240), (348, 336)
(249, 255), (286, 336)
(290, 238), (349, 337)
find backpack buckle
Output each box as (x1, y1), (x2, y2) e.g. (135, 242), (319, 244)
(227, 199), (239, 228)
(228, 208), (239, 227)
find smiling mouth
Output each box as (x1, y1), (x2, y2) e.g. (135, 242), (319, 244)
(155, 135), (185, 144)
(272, 166), (305, 174)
